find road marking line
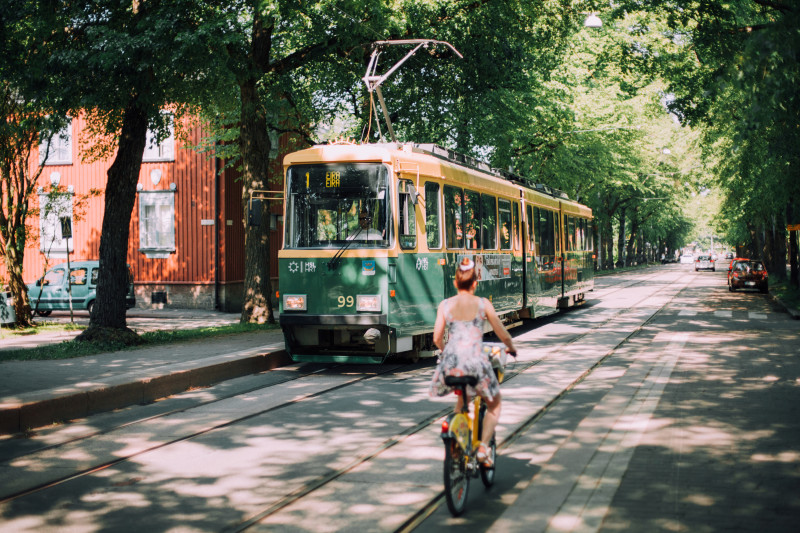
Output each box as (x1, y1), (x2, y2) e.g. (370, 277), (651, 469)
(714, 310), (733, 318)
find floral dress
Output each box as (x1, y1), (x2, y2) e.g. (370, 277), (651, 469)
(429, 297), (501, 401)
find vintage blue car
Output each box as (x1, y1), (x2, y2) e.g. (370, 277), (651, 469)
(27, 261), (136, 316)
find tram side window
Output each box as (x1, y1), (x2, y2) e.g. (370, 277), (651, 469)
(527, 204), (535, 255)
(566, 216), (576, 251)
(444, 185), (464, 249)
(499, 199), (512, 250)
(535, 207), (556, 257)
(554, 212), (561, 253)
(585, 219), (593, 250)
(425, 182), (441, 249)
(481, 194), (497, 250)
(464, 190), (481, 250)
(513, 202), (520, 251)
(398, 179), (417, 249)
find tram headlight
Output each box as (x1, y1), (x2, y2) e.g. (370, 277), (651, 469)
(357, 295), (381, 312)
(283, 294), (307, 311)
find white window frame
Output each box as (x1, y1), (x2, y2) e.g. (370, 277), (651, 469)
(39, 191), (74, 257)
(138, 190), (176, 258)
(39, 120), (73, 166)
(142, 115), (175, 162)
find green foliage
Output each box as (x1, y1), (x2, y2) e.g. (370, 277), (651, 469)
(609, 1), (800, 277)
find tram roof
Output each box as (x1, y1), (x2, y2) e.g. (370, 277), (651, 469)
(284, 142), (574, 202)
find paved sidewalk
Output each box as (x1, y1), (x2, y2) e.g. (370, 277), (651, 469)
(0, 309), (288, 435)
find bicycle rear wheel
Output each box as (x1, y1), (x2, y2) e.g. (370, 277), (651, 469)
(443, 439), (469, 516)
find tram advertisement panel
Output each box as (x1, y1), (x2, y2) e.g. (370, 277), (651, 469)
(458, 253), (512, 281)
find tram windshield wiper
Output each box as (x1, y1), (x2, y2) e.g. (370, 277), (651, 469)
(328, 226), (363, 270)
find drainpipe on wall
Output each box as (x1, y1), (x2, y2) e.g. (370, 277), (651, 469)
(214, 141), (220, 311)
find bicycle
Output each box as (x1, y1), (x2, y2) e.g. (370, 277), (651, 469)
(439, 344), (513, 516)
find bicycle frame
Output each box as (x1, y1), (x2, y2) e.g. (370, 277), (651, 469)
(440, 354), (505, 454)
(441, 393), (482, 456)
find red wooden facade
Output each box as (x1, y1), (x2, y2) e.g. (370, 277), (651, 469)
(1, 114), (287, 311)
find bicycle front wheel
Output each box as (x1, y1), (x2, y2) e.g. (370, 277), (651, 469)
(443, 439), (470, 516)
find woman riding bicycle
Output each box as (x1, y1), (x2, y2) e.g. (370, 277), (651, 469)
(429, 256), (517, 465)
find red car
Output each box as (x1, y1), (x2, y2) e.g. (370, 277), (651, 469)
(728, 259), (768, 293)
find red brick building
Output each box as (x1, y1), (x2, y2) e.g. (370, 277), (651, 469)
(3, 114), (285, 311)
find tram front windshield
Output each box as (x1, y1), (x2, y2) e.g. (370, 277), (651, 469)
(285, 163), (390, 248)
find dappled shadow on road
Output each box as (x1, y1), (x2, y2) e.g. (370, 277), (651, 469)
(0, 361), (459, 532)
(596, 326), (800, 532)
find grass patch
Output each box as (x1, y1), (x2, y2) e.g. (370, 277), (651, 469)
(771, 281), (800, 313)
(0, 320), (86, 339)
(0, 321), (279, 362)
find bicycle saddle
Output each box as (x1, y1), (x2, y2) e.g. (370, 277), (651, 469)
(444, 375), (479, 387)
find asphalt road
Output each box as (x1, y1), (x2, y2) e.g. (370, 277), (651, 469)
(1, 264), (798, 533)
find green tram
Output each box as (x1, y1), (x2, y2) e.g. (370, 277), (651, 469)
(278, 142), (594, 363)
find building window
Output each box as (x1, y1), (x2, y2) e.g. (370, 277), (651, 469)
(39, 121), (72, 165)
(142, 115), (175, 162)
(39, 191), (73, 257)
(138, 190), (176, 257)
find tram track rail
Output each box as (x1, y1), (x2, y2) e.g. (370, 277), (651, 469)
(0, 363), (408, 504)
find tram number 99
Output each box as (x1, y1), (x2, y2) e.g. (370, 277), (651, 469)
(337, 295), (354, 308)
(326, 171), (341, 188)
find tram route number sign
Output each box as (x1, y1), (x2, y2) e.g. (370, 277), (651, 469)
(325, 171), (341, 188)
(304, 170), (341, 188)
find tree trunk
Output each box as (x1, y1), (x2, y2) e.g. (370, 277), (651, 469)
(76, 97), (148, 343)
(616, 206), (627, 268)
(594, 221), (601, 270)
(771, 214), (788, 281)
(602, 216), (614, 269)
(239, 78), (274, 324)
(238, 7), (275, 325)
(625, 213), (639, 266)
(6, 252), (33, 327)
(1, 211), (34, 327)
(789, 201), (798, 288)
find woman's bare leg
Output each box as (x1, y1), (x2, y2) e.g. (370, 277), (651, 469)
(480, 393), (502, 443)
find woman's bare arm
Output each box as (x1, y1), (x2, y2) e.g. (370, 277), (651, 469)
(433, 301), (447, 351)
(483, 299), (516, 352)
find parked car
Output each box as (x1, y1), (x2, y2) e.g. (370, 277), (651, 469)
(1, 290), (15, 325)
(727, 257), (747, 272)
(27, 261), (136, 315)
(727, 259), (768, 293)
(695, 254), (715, 271)
(679, 253), (694, 264)
(724, 252), (734, 260)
